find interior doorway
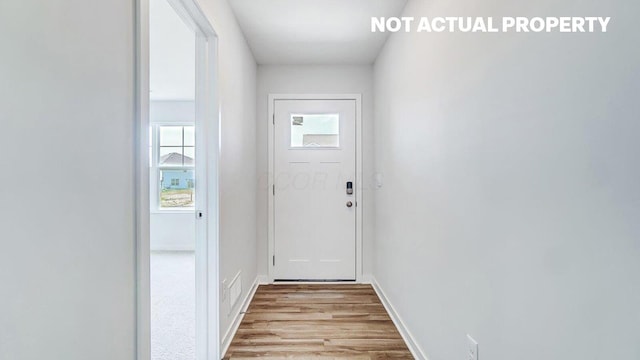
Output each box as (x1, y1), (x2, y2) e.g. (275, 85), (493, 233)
(137, 0), (219, 359)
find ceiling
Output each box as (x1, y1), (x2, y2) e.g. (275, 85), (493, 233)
(229, 0), (408, 65)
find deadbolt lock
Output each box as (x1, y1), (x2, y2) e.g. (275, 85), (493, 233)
(346, 181), (353, 195)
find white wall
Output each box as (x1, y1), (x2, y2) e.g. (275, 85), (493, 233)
(256, 65), (375, 278)
(149, 0), (196, 101)
(197, 0), (258, 344)
(0, 0), (257, 358)
(150, 100), (195, 122)
(150, 213), (195, 251)
(0, 0), (136, 359)
(373, 0), (640, 359)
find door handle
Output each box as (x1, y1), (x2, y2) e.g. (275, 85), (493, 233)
(346, 201), (353, 208)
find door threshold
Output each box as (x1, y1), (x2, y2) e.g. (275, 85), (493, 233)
(272, 279), (357, 284)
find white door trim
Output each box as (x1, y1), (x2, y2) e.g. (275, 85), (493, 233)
(135, 1), (150, 358)
(267, 94), (363, 283)
(136, 0), (220, 359)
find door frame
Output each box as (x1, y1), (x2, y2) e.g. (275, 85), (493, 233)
(136, 0), (220, 359)
(267, 94), (363, 283)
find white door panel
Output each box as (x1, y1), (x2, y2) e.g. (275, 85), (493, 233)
(274, 99), (356, 280)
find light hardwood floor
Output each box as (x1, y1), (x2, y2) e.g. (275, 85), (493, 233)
(223, 284), (413, 359)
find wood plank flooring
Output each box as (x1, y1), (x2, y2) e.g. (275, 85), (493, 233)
(223, 284), (413, 359)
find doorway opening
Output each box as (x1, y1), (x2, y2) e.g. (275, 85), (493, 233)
(137, 0), (220, 359)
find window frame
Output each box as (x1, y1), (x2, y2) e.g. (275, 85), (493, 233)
(158, 124), (195, 167)
(151, 123), (196, 212)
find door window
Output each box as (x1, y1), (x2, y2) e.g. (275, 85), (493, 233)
(290, 114), (339, 148)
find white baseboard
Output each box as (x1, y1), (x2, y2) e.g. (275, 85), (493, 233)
(221, 276), (260, 357)
(369, 277), (429, 360)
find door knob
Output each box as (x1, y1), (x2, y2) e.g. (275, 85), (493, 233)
(346, 201), (353, 208)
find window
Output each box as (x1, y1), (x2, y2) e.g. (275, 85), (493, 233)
(154, 125), (195, 209)
(290, 114), (339, 148)
(159, 125), (195, 165)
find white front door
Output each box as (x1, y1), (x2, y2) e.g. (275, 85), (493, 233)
(274, 99), (357, 280)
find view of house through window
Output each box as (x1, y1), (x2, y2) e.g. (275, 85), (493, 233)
(158, 125), (195, 208)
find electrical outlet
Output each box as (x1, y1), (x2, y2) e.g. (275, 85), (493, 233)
(467, 334), (478, 360)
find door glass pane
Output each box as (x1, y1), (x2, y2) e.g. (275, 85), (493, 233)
(290, 114), (339, 148)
